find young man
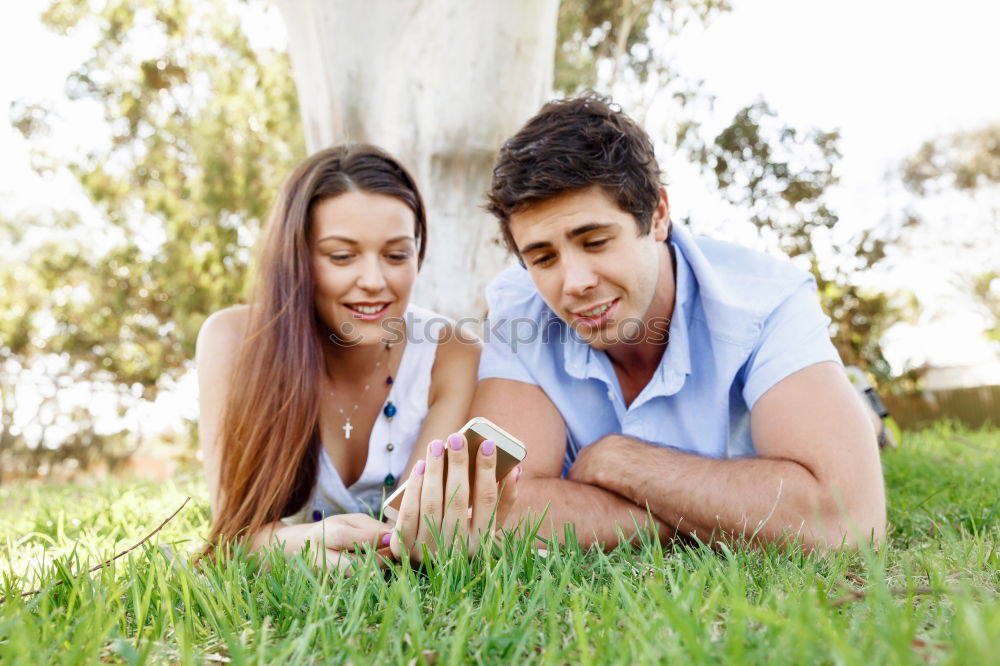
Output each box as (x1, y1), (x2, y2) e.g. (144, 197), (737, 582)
(472, 94), (886, 551)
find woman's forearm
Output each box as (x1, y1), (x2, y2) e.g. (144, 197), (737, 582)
(249, 521), (306, 554)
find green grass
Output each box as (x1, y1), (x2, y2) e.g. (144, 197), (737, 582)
(2, 422), (999, 664)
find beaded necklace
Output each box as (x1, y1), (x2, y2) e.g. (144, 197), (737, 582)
(327, 342), (401, 489)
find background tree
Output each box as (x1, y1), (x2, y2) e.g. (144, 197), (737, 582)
(902, 122), (1000, 345)
(5, 0), (917, 473)
(552, 1), (909, 384)
(5, 0), (302, 478)
(701, 101), (914, 383)
(275, 0), (560, 317)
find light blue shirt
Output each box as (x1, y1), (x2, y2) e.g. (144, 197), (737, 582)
(478, 224), (842, 474)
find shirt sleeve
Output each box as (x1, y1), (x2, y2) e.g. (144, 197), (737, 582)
(478, 322), (538, 384)
(476, 267), (541, 386)
(741, 278), (843, 410)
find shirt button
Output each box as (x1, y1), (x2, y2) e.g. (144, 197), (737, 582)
(607, 390), (616, 401)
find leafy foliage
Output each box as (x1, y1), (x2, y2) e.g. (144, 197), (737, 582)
(554, 0), (731, 93)
(705, 101), (840, 259)
(5, 0), (916, 471)
(971, 272), (1000, 344)
(2, 0), (303, 476)
(902, 122), (1000, 346)
(700, 102), (914, 382)
(902, 123), (1000, 195)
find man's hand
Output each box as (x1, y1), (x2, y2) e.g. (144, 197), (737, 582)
(566, 435), (632, 488)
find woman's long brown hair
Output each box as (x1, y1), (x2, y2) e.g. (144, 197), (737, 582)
(206, 144), (427, 554)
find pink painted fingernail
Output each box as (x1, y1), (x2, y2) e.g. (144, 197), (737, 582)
(381, 533), (391, 546)
(482, 439), (495, 456)
(516, 465), (523, 481)
(430, 439), (444, 458)
(415, 459), (426, 475)
(449, 433), (464, 451)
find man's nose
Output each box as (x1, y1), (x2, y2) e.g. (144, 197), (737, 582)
(562, 255), (598, 297)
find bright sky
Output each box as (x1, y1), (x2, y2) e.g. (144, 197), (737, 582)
(665, 0), (1000, 371)
(2, 0), (999, 440)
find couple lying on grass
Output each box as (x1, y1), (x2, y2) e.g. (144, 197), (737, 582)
(197, 94), (886, 571)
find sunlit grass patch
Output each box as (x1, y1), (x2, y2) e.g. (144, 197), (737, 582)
(1, 423), (998, 664)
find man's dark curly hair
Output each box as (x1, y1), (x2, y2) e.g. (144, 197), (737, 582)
(486, 92), (664, 255)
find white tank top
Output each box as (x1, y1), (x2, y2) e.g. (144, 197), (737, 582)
(284, 304), (445, 522)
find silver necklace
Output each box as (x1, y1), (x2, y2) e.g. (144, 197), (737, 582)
(327, 343), (392, 440)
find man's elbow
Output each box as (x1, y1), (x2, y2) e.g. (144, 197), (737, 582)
(817, 516), (886, 551)
(813, 485), (887, 551)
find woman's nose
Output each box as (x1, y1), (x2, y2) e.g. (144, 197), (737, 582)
(356, 255), (387, 292)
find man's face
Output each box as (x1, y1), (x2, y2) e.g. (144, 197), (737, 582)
(508, 185), (672, 350)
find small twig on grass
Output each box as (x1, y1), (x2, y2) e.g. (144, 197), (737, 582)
(830, 572), (962, 608)
(949, 434), (994, 453)
(831, 584), (935, 608)
(0, 496), (191, 604)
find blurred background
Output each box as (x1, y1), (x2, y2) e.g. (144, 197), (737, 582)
(1, 0), (997, 483)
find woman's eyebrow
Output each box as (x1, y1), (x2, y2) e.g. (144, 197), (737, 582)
(315, 234), (358, 244)
(316, 234), (415, 243)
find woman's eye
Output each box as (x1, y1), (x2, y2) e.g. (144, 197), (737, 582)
(531, 254), (555, 267)
(387, 252), (411, 262)
(328, 254), (353, 262)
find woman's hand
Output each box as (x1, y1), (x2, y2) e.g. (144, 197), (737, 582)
(389, 432), (520, 563)
(265, 513), (390, 574)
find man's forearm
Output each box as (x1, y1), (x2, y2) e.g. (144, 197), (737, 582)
(507, 476), (667, 550)
(578, 436), (884, 549)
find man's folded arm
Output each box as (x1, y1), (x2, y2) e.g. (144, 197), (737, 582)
(569, 362), (887, 551)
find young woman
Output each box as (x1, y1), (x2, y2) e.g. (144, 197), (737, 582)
(197, 144), (518, 570)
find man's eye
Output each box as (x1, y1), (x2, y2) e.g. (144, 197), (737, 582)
(531, 254), (555, 267)
(584, 239), (608, 249)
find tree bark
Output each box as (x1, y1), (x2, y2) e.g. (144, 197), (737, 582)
(276, 0), (559, 318)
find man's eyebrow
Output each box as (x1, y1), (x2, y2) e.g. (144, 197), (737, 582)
(519, 222), (620, 256)
(519, 240), (553, 255)
(567, 222), (619, 239)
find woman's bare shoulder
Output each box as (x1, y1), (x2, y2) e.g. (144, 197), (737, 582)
(427, 317), (481, 393)
(196, 305), (251, 363)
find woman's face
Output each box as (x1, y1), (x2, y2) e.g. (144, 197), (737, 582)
(310, 190), (419, 347)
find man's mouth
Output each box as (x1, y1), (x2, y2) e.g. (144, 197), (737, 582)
(344, 302), (391, 320)
(571, 298), (618, 328)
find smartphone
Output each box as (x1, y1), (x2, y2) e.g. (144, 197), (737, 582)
(381, 416), (527, 521)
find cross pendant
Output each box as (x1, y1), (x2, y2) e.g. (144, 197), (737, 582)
(343, 419), (353, 439)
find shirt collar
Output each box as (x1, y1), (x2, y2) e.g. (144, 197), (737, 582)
(655, 238), (694, 394)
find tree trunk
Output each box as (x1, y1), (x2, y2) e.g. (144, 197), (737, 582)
(276, 0), (559, 318)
